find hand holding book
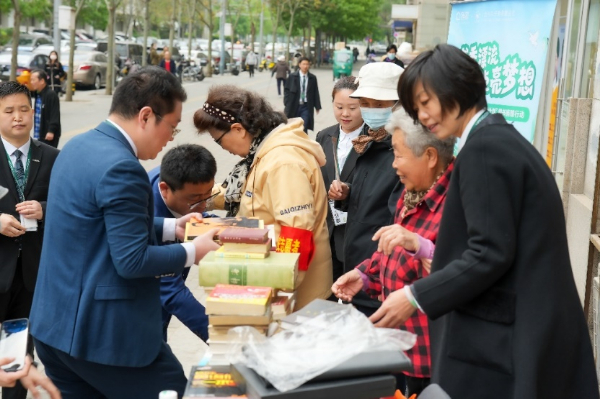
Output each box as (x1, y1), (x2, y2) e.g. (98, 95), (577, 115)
(176, 213), (203, 242)
(192, 228), (221, 264)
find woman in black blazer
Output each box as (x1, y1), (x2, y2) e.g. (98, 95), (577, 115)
(368, 44), (599, 399)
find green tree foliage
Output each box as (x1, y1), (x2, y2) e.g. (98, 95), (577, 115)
(21, 0), (51, 21)
(79, 0), (109, 30)
(307, 0), (384, 40)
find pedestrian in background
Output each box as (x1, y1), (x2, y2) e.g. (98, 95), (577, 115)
(391, 43), (599, 399)
(328, 62), (403, 317)
(316, 76), (364, 287)
(45, 51), (65, 96)
(194, 85), (332, 310)
(246, 50), (258, 78)
(29, 70), (61, 148)
(271, 55), (289, 97)
(284, 57), (321, 133)
(159, 51), (176, 75)
(149, 42), (160, 66)
(382, 44), (405, 68)
(0, 81), (60, 399)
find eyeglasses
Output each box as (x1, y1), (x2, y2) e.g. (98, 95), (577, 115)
(214, 131), (229, 146)
(152, 109), (181, 139)
(188, 192), (219, 210)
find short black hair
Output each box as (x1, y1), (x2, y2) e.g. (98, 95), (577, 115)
(298, 57), (310, 64)
(160, 144), (217, 191)
(398, 44), (487, 123)
(109, 66), (187, 120)
(31, 69), (49, 84)
(386, 44), (398, 53)
(0, 81), (31, 104)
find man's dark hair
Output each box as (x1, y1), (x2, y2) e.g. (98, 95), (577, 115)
(399, 44), (487, 123)
(109, 66), (187, 120)
(386, 44), (398, 53)
(160, 144), (217, 191)
(299, 57), (310, 64)
(31, 69), (49, 84)
(0, 81), (31, 103)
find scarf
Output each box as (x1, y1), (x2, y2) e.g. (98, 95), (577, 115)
(352, 127), (388, 155)
(222, 132), (267, 216)
(403, 171), (445, 212)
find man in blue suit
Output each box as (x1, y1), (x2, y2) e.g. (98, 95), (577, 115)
(149, 144), (217, 343)
(28, 67), (220, 398)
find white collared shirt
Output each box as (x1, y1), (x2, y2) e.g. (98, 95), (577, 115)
(337, 124), (364, 170)
(299, 71), (308, 104)
(106, 119), (138, 156)
(2, 137), (31, 173)
(457, 109), (486, 153)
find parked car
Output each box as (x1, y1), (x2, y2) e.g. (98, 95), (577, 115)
(97, 41), (144, 65)
(61, 51), (108, 90)
(4, 34), (53, 52)
(0, 52), (49, 82)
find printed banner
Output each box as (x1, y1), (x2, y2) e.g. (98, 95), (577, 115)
(448, 0), (557, 143)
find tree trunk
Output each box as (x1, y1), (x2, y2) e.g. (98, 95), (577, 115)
(105, 2), (117, 95)
(9, 0), (21, 82)
(142, 0), (150, 66)
(187, 0), (197, 58)
(169, 0), (176, 50)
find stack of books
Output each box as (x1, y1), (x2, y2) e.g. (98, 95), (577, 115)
(183, 364), (246, 398)
(216, 228), (271, 259)
(206, 284), (273, 364)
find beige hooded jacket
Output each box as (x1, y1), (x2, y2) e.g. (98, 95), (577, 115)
(214, 118), (332, 309)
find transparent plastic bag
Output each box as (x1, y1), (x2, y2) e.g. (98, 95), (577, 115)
(239, 303), (416, 392)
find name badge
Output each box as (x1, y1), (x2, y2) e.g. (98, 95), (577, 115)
(328, 200), (347, 226)
(20, 215), (38, 232)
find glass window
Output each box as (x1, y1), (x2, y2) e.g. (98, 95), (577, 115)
(580, 0), (600, 98)
(563, 0), (582, 98)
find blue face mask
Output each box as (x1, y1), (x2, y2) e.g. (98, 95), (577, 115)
(360, 107), (394, 130)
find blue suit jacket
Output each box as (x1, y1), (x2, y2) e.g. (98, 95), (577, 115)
(148, 167), (209, 342)
(30, 122), (187, 367)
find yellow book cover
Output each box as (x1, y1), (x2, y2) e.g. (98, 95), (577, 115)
(214, 247), (269, 259)
(184, 217), (264, 242)
(206, 284), (272, 316)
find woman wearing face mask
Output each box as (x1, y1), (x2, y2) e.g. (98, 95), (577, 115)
(328, 62), (403, 315)
(194, 85), (332, 310)
(45, 51), (65, 95)
(382, 44), (405, 68)
(316, 76), (364, 287)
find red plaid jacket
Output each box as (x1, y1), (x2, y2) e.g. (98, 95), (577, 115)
(356, 160), (454, 378)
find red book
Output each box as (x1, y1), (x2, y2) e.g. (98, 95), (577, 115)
(219, 228), (269, 244)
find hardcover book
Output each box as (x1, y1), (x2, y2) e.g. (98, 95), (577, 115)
(183, 365), (246, 398)
(210, 307), (273, 326)
(199, 252), (299, 290)
(184, 217), (264, 242)
(206, 285), (272, 316)
(215, 247), (269, 260)
(221, 241), (272, 254)
(219, 228), (270, 244)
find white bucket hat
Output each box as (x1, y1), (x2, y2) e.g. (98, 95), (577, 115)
(350, 62), (404, 101)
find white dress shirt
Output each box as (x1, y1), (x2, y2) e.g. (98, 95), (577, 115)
(2, 137), (31, 173)
(337, 124), (364, 171)
(105, 119), (196, 266)
(299, 71), (308, 104)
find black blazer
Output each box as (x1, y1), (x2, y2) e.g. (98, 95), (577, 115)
(33, 86), (61, 147)
(284, 71), (321, 131)
(412, 114), (598, 398)
(0, 139), (59, 293)
(315, 124), (361, 263)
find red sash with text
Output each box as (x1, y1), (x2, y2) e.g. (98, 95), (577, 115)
(276, 226), (314, 271)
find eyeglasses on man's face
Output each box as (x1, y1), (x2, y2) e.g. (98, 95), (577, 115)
(188, 192), (219, 210)
(152, 109), (181, 139)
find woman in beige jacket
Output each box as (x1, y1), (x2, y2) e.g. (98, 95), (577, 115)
(193, 85), (332, 309)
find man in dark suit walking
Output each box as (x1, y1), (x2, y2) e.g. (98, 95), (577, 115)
(284, 57), (321, 133)
(29, 67), (220, 399)
(29, 70), (61, 148)
(0, 81), (59, 399)
(148, 144), (217, 343)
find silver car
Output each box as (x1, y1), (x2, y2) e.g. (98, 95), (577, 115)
(0, 52), (49, 82)
(62, 51), (108, 89)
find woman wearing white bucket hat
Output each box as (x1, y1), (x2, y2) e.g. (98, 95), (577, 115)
(328, 62), (404, 315)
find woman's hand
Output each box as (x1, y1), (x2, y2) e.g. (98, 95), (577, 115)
(331, 269), (364, 302)
(0, 357), (30, 387)
(328, 180), (349, 201)
(372, 224), (419, 256)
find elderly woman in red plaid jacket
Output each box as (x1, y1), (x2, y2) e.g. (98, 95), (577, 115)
(332, 108), (455, 397)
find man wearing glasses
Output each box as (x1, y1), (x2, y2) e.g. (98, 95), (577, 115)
(148, 144), (217, 343)
(28, 67), (220, 398)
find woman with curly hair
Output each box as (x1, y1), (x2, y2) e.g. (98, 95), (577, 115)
(193, 85), (332, 309)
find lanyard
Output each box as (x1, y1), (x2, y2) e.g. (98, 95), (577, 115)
(5, 148), (31, 202)
(469, 110), (490, 136)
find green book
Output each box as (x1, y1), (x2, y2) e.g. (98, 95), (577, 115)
(199, 251), (299, 290)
